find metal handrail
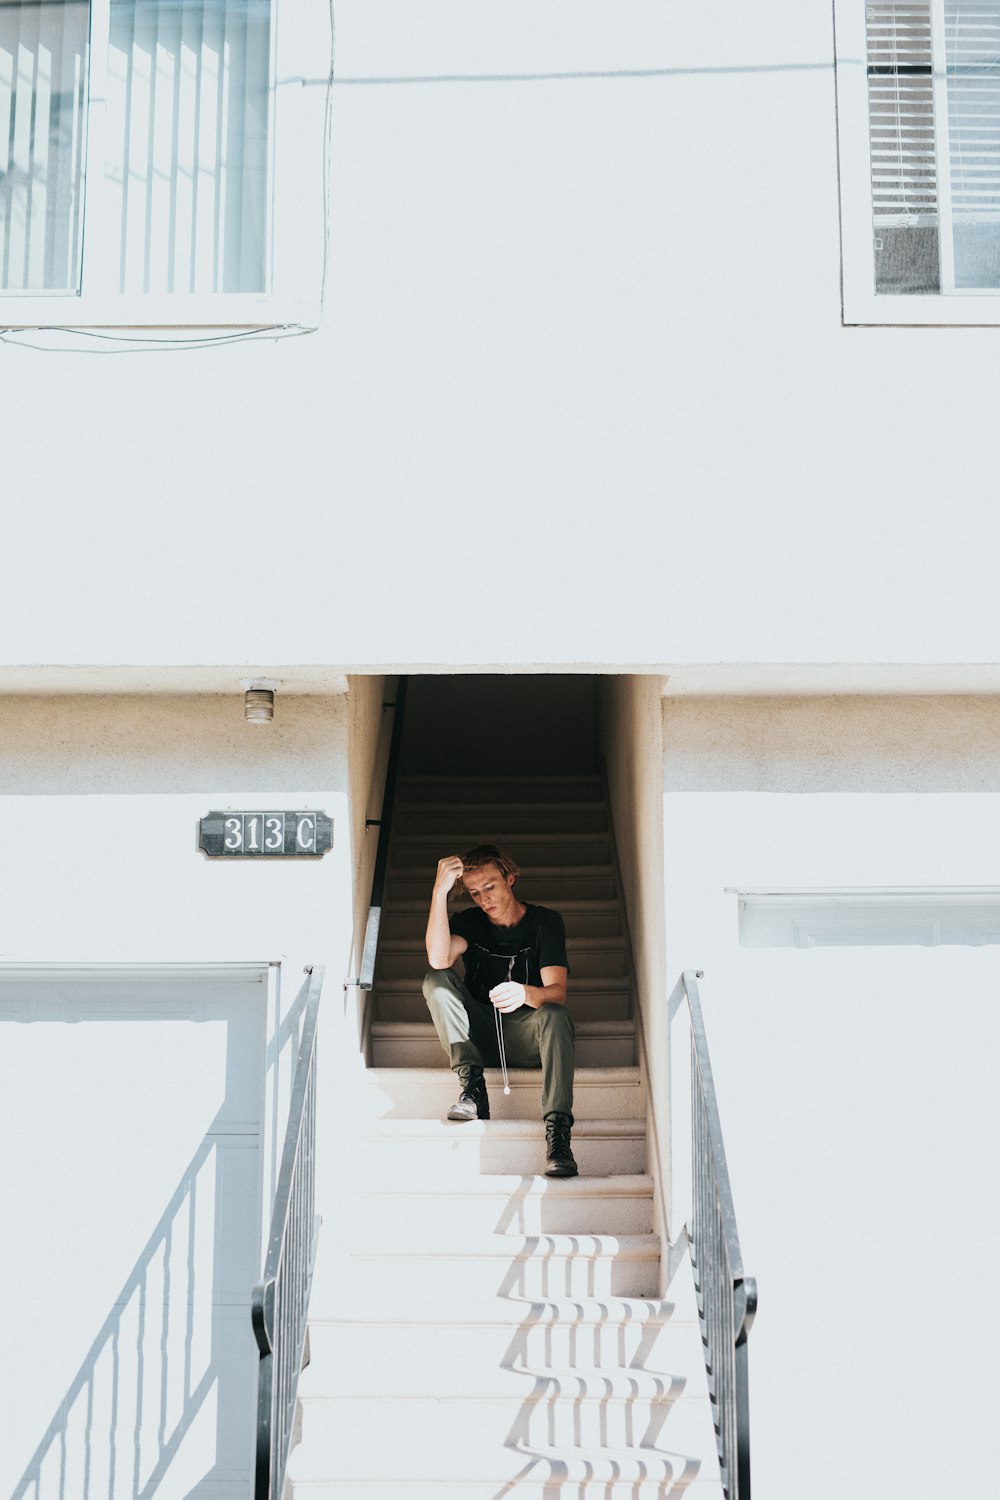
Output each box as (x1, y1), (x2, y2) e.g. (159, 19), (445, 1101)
(682, 969), (757, 1500)
(357, 674), (409, 990)
(252, 965), (324, 1500)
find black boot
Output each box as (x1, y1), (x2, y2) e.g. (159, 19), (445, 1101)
(447, 1064), (490, 1122)
(544, 1112), (578, 1177)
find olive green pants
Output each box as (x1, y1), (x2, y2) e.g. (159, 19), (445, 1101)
(422, 967), (575, 1122)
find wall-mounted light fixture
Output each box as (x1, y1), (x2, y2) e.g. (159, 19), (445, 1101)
(240, 677), (279, 725)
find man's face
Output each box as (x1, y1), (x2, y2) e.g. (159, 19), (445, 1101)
(463, 862), (518, 924)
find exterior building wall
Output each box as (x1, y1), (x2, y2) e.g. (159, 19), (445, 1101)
(2, 0), (997, 679)
(0, 689), (369, 1231)
(662, 694), (1000, 1500)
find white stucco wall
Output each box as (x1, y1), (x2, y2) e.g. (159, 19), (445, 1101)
(600, 675), (674, 1270)
(0, 690), (376, 1246)
(2, 1), (998, 677)
(662, 696), (1000, 1500)
(0, 693), (350, 962)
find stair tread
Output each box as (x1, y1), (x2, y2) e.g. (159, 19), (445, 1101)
(367, 1065), (640, 1082)
(288, 1443), (714, 1482)
(360, 1068), (643, 1121)
(308, 1294), (685, 1327)
(339, 1232), (659, 1256)
(373, 976), (629, 991)
(396, 832), (610, 843)
(289, 1483), (722, 1496)
(360, 1117), (645, 1137)
(352, 1173), (653, 1197)
(401, 775), (603, 786)
(371, 1019), (633, 1040)
(397, 800), (607, 813)
(300, 1367), (691, 1400)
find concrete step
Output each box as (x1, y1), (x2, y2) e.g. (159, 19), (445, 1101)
(304, 1297), (705, 1379)
(359, 1066), (644, 1121)
(372, 976), (631, 1023)
(395, 801), (609, 836)
(371, 1019), (636, 1069)
(294, 1388), (721, 1468)
(393, 832), (613, 867)
(289, 1475), (723, 1499)
(348, 1117), (646, 1176)
(399, 775), (604, 804)
(301, 1362), (689, 1403)
(388, 866), (617, 902)
(375, 936), (627, 982)
(316, 1233), (661, 1300)
(289, 1450), (722, 1498)
(382, 898), (623, 940)
(335, 1175), (655, 1243)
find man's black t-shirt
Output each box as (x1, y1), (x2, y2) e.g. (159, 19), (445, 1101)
(449, 904), (569, 1005)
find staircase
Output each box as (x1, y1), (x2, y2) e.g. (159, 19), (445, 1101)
(369, 774), (635, 1071)
(285, 773), (726, 1498)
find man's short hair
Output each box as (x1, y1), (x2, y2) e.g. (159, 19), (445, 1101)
(457, 843), (521, 895)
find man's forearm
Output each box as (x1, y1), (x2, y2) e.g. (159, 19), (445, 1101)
(425, 889), (454, 969)
(523, 983), (567, 1009)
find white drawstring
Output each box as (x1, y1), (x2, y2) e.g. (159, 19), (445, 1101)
(495, 957), (512, 1095)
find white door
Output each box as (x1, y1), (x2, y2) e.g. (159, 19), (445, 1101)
(0, 966), (267, 1500)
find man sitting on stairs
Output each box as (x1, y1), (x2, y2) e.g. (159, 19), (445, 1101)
(422, 843), (578, 1178)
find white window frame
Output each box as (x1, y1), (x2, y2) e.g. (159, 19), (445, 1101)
(0, 0), (327, 330)
(834, 0), (1000, 324)
(734, 886), (1000, 947)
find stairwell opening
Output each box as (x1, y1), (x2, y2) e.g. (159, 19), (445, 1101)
(353, 673), (659, 1085)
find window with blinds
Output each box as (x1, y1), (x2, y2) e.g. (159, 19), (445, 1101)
(0, 1), (90, 292)
(865, 0), (1000, 293)
(107, 0), (271, 295)
(1, 0), (275, 306)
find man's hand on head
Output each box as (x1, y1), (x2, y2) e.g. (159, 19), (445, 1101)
(490, 981), (528, 1013)
(433, 854), (465, 896)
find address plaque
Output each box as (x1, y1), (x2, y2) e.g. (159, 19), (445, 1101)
(199, 810), (333, 858)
